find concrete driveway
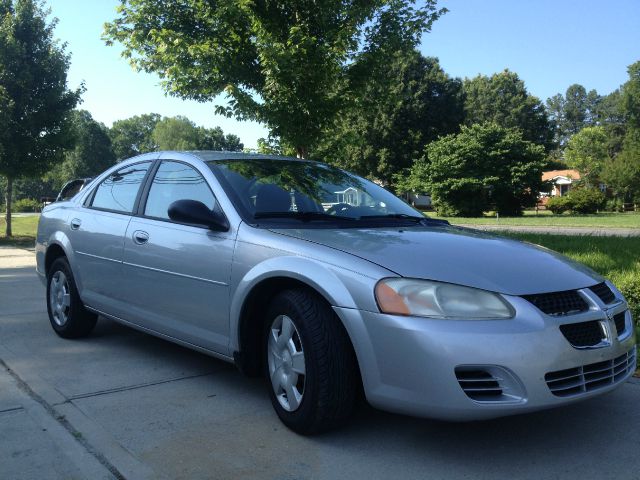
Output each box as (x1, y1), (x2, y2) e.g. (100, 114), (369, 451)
(1, 246), (639, 480)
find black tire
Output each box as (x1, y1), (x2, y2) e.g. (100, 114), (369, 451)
(46, 257), (97, 339)
(264, 288), (358, 434)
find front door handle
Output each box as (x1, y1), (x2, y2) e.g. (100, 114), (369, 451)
(70, 218), (82, 230)
(132, 230), (149, 245)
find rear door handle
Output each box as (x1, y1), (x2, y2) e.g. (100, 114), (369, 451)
(70, 218), (82, 230)
(132, 230), (149, 245)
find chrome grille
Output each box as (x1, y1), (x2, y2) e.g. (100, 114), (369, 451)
(589, 282), (616, 304)
(545, 348), (637, 397)
(523, 290), (589, 316)
(559, 320), (605, 348)
(613, 312), (627, 335)
(455, 369), (503, 401)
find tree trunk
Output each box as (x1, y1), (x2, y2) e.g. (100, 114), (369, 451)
(296, 146), (308, 159)
(4, 176), (12, 237)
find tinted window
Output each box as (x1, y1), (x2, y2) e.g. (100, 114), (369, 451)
(91, 162), (151, 213)
(144, 161), (215, 220)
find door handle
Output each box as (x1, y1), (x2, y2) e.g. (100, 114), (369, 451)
(132, 230), (149, 245)
(70, 218), (82, 230)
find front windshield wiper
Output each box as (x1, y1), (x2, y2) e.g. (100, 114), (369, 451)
(359, 214), (450, 226)
(253, 211), (356, 222)
(359, 214), (425, 222)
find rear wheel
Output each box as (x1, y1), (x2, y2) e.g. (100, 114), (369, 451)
(46, 257), (97, 338)
(265, 289), (358, 434)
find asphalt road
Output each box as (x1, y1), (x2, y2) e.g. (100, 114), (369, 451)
(1, 246), (639, 480)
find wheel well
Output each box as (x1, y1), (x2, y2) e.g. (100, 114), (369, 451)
(235, 277), (359, 380)
(45, 244), (67, 276)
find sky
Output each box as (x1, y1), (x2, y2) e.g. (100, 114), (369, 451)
(46, 0), (640, 149)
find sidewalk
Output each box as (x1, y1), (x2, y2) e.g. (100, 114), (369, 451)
(0, 245), (36, 268)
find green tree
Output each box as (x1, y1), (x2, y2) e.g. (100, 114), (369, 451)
(152, 116), (200, 151)
(104, 0), (445, 157)
(0, 0), (83, 235)
(463, 70), (553, 149)
(621, 61), (640, 131)
(317, 51), (464, 185)
(602, 130), (640, 204)
(564, 126), (609, 187)
(595, 89), (624, 125)
(48, 110), (116, 188)
(546, 84), (600, 146)
(197, 126), (243, 152)
(407, 123), (546, 216)
(151, 115), (245, 152)
(109, 113), (160, 160)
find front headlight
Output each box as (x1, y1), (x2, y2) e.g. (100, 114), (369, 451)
(375, 278), (514, 319)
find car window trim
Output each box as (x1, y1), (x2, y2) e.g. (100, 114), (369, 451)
(137, 158), (229, 230)
(84, 160), (155, 215)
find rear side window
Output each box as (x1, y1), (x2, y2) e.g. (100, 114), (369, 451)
(144, 161), (216, 220)
(91, 162), (151, 213)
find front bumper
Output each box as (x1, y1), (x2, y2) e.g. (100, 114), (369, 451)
(335, 293), (637, 421)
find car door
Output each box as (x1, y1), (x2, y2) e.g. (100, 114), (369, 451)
(120, 160), (234, 354)
(69, 161), (153, 314)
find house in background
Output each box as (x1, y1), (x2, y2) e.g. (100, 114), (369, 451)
(541, 169), (581, 197)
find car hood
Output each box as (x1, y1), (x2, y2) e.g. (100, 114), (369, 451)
(270, 225), (602, 295)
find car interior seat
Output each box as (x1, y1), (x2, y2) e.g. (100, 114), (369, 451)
(254, 184), (292, 213)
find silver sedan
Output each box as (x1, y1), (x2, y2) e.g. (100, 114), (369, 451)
(36, 151), (637, 434)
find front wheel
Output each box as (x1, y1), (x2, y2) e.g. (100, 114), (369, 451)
(46, 257), (97, 338)
(265, 289), (358, 434)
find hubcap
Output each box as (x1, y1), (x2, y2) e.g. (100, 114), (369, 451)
(267, 315), (306, 412)
(49, 271), (71, 326)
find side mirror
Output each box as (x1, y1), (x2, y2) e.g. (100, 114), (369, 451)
(168, 199), (230, 232)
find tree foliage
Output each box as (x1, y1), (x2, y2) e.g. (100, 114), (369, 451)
(406, 123), (546, 217)
(463, 70), (553, 149)
(602, 129), (640, 203)
(152, 116), (200, 151)
(564, 126), (609, 187)
(46, 110), (116, 190)
(109, 113), (161, 160)
(104, 0), (445, 157)
(316, 51), (464, 185)
(0, 0), (83, 235)
(621, 61), (640, 131)
(151, 115), (244, 152)
(546, 84), (600, 146)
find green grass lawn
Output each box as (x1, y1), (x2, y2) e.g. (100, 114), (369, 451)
(431, 211), (640, 228)
(0, 215), (39, 247)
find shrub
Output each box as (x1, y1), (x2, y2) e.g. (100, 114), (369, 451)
(565, 188), (606, 214)
(13, 198), (41, 212)
(612, 273), (640, 324)
(547, 196), (569, 214)
(546, 188), (605, 215)
(605, 198), (623, 212)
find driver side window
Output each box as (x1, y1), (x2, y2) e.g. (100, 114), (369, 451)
(144, 161), (216, 221)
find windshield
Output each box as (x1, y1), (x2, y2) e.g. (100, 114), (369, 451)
(207, 159), (422, 226)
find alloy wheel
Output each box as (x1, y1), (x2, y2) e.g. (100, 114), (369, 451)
(49, 271), (71, 326)
(267, 314), (306, 411)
